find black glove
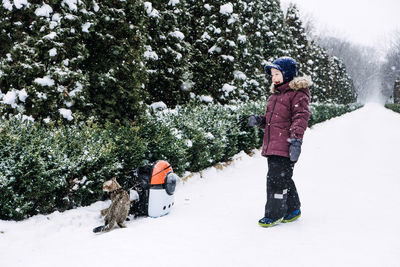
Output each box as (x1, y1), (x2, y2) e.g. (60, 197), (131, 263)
(289, 138), (302, 162)
(248, 115), (262, 127)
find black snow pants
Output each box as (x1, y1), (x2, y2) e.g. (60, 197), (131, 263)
(264, 155), (300, 220)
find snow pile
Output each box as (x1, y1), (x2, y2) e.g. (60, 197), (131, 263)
(59, 108), (73, 121)
(144, 2), (160, 18)
(221, 83), (235, 96)
(237, 34), (247, 43)
(49, 48), (57, 57)
(220, 3), (233, 15)
(18, 89), (28, 102)
(2, 0), (30, 10)
(14, 0), (29, 9)
(200, 95), (213, 103)
(2, 0), (13, 11)
(1, 89), (28, 107)
(69, 82), (83, 97)
(2, 90), (18, 107)
(34, 76), (55, 87)
(35, 4), (53, 17)
(221, 55), (234, 62)
(82, 22), (93, 33)
(150, 101), (167, 111)
(36, 92), (47, 100)
(169, 31), (185, 40)
(62, 0), (78, 11)
(144, 45), (158, 60)
(168, 0), (179, 6)
(43, 32), (57, 40)
(233, 70), (247, 80)
(208, 45), (221, 54)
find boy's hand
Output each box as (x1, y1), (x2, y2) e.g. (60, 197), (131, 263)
(248, 115), (262, 127)
(289, 138), (302, 162)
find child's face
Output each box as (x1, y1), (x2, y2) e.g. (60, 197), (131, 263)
(271, 68), (283, 85)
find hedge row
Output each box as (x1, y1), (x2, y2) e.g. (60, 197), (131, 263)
(0, 101), (361, 220)
(308, 102), (362, 125)
(385, 103), (400, 113)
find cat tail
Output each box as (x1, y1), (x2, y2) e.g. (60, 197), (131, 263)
(93, 225), (105, 233)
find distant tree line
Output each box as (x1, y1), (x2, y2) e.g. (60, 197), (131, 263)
(0, 0), (357, 124)
(380, 33), (400, 103)
(315, 26), (400, 104)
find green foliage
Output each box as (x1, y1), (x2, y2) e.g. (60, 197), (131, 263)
(183, 1), (245, 104)
(308, 102), (362, 126)
(0, 0), (148, 123)
(285, 4), (310, 75)
(143, 1), (192, 107)
(385, 103), (400, 113)
(0, 118), (148, 220)
(393, 78), (400, 104)
(136, 113), (188, 175)
(0, 101), (360, 220)
(81, 0), (148, 122)
(151, 102), (263, 171)
(1, 0), (357, 120)
(0, 1), (91, 121)
(380, 36), (400, 100)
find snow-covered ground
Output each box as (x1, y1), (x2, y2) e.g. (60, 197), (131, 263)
(1, 102), (400, 267)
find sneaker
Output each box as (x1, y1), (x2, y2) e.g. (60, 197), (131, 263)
(282, 209), (301, 223)
(258, 217), (283, 227)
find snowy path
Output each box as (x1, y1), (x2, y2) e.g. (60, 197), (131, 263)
(1, 103), (400, 267)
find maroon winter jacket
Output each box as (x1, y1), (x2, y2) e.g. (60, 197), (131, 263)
(259, 76), (311, 158)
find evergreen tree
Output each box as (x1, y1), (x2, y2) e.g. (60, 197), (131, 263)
(143, 0), (192, 107)
(0, 0), (148, 123)
(0, 0), (359, 118)
(183, 0), (208, 101)
(380, 35), (400, 101)
(394, 78), (400, 103)
(307, 43), (356, 104)
(83, 0), (148, 122)
(0, 1), (91, 122)
(185, 1), (245, 104)
(236, 0), (269, 100)
(260, 0), (293, 61)
(328, 56), (356, 104)
(235, 0), (295, 100)
(307, 41), (330, 103)
(285, 3), (312, 76)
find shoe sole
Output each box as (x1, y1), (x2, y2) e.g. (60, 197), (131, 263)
(281, 213), (301, 223)
(258, 218), (283, 227)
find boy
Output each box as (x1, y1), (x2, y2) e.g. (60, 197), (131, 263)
(249, 57), (311, 227)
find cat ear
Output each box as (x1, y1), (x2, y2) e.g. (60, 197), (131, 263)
(112, 177), (117, 182)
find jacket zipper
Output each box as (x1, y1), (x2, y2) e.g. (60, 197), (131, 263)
(265, 95), (278, 154)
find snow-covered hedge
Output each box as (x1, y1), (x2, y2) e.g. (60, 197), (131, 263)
(308, 102), (362, 126)
(147, 101), (265, 171)
(0, 101), (361, 220)
(0, 118), (148, 220)
(385, 103), (400, 113)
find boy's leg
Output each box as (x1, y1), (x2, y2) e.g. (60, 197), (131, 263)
(286, 178), (301, 213)
(264, 156), (297, 219)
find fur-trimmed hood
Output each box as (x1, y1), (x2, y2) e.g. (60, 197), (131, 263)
(270, 75), (312, 93)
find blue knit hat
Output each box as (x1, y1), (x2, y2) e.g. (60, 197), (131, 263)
(264, 57), (297, 83)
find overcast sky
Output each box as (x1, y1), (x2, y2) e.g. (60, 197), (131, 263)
(281, 0), (400, 52)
